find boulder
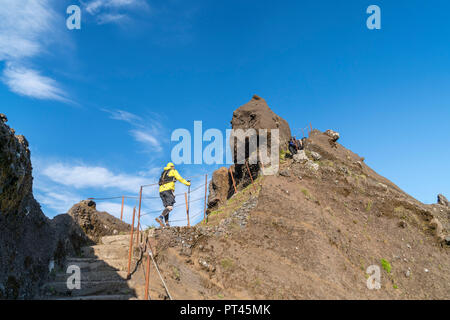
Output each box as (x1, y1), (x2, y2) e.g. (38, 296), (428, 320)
(310, 151), (322, 161)
(445, 236), (450, 246)
(306, 160), (320, 172)
(67, 200), (130, 244)
(325, 129), (340, 142)
(430, 218), (446, 243)
(208, 95), (291, 208)
(437, 194), (448, 207)
(207, 167), (233, 212)
(279, 169), (291, 177)
(0, 114), (7, 123)
(230, 95), (291, 160)
(293, 150), (308, 164)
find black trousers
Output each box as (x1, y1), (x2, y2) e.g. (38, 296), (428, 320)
(289, 145), (297, 156)
(160, 190), (176, 222)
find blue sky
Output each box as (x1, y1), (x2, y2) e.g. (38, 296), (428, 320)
(1, 1), (449, 227)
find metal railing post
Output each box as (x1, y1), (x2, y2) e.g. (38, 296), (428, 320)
(144, 248), (151, 300)
(120, 196), (124, 221)
(136, 186), (143, 246)
(203, 174), (208, 224)
(229, 167), (237, 194)
(127, 207), (136, 278)
(245, 160), (257, 193)
(184, 192), (190, 227)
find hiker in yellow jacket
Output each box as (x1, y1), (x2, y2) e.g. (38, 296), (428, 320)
(155, 162), (191, 228)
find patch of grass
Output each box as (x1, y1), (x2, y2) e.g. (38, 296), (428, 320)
(366, 200), (373, 212)
(208, 209), (224, 218)
(217, 293), (224, 299)
(220, 258), (234, 270)
(380, 259), (392, 273)
(394, 206), (404, 213)
(172, 267), (180, 281)
(301, 188), (313, 201)
(320, 159), (335, 167)
(280, 149), (288, 160)
(393, 284), (398, 289)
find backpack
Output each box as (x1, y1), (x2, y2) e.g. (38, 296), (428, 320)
(159, 169), (176, 186)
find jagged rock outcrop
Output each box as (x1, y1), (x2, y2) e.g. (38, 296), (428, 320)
(230, 95), (291, 157)
(208, 95), (291, 211)
(0, 117), (55, 299)
(67, 200), (130, 244)
(0, 115), (132, 299)
(325, 129), (340, 142)
(437, 194), (448, 207)
(207, 96), (292, 212)
(207, 167), (233, 212)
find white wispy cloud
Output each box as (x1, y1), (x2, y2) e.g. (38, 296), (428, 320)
(3, 63), (69, 102)
(97, 13), (129, 25)
(103, 109), (142, 124)
(83, 0), (150, 25)
(85, 0), (148, 14)
(0, 0), (69, 102)
(34, 184), (82, 214)
(103, 108), (166, 153)
(33, 156), (162, 218)
(42, 163), (149, 193)
(130, 129), (162, 152)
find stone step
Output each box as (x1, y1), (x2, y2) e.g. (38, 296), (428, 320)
(81, 245), (130, 260)
(54, 294), (134, 300)
(65, 258), (130, 272)
(41, 280), (135, 297)
(54, 270), (128, 282)
(101, 234), (132, 246)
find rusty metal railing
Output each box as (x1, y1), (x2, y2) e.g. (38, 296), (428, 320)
(92, 169), (265, 299)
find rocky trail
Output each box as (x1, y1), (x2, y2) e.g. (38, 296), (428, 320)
(39, 234), (139, 300)
(1, 95), (449, 300)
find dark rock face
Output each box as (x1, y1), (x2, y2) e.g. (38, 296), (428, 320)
(67, 200), (130, 244)
(325, 129), (340, 142)
(0, 118), (55, 299)
(208, 96), (292, 211)
(437, 194), (448, 207)
(207, 167), (233, 212)
(231, 95), (291, 188)
(0, 115), (132, 299)
(230, 95), (291, 157)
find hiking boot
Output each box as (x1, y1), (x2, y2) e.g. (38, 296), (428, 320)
(165, 222), (170, 228)
(155, 217), (165, 228)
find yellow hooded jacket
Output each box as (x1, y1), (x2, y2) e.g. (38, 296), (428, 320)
(159, 165), (190, 193)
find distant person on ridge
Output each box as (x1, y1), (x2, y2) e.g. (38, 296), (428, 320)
(155, 162), (191, 228)
(297, 137), (304, 150)
(289, 137), (298, 156)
